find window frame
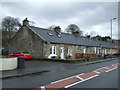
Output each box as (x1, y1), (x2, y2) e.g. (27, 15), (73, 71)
(67, 47), (72, 56)
(50, 45), (57, 55)
(13, 52), (21, 54)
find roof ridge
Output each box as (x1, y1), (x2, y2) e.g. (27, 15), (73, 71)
(29, 26), (52, 31)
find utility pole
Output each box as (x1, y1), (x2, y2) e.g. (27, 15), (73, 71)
(110, 18), (116, 39)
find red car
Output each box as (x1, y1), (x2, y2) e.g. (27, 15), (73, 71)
(10, 51), (32, 59)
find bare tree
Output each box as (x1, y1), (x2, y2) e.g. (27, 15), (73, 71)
(2, 16), (21, 47)
(29, 21), (35, 26)
(2, 16), (21, 32)
(89, 31), (96, 37)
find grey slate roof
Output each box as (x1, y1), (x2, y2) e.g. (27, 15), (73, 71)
(28, 26), (116, 49)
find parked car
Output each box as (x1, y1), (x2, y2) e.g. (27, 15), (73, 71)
(9, 51), (32, 59)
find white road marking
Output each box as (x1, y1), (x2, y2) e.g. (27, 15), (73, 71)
(105, 67), (110, 69)
(65, 74), (99, 88)
(94, 67), (106, 71)
(51, 73), (84, 84)
(76, 76), (84, 81)
(93, 71), (101, 74)
(106, 67), (117, 72)
(64, 80), (84, 88)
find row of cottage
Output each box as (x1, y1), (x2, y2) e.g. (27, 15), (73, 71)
(9, 18), (118, 59)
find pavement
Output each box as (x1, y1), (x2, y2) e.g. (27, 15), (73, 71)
(1, 57), (118, 79)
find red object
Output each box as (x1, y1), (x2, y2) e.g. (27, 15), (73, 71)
(9, 51), (32, 59)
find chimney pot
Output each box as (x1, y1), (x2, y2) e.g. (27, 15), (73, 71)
(23, 18), (29, 26)
(54, 26), (61, 33)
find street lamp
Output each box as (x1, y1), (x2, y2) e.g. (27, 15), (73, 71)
(110, 18), (116, 39)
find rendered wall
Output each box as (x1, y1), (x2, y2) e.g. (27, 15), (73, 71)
(0, 57), (17, 71)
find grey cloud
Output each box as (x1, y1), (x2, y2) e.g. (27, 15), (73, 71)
(1, 2), (118, 39)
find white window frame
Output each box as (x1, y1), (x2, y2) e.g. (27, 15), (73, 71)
(67, 47), (72, 56)
(110, 49), (112, 54)
(94, 47), (97, 54)
(105, 49), (107, 54)
(50, 46), (57, 55)
(83, 48), (86, 54)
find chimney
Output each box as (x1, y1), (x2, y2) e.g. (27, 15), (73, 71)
(54, 26), (61, 33)
(72, 30), (80, 37)
(23, 18), (29, 26)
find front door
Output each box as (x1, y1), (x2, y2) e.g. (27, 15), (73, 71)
(61, 47), (64, 59)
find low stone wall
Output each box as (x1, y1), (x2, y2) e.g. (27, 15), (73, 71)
(0, 57), (18, 71)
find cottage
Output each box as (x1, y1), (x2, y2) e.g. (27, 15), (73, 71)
(9, 18), (118, 59)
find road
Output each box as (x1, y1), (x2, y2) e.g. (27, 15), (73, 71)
(70, 69), (118, 88)
(2, 58), (119, 89)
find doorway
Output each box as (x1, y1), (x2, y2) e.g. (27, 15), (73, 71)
(60, 47), (64, 59)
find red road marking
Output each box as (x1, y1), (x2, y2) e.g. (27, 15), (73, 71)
(78, 72), (98, 79)
(116, 64), (120, 67)
(112, 64), (119, 67)
(96, 68), (109, 73)
(34, 63), (120, 90)
(107, 65), (117, 69)
(45, 77), (80, 89)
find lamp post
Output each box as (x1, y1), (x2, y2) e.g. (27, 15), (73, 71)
(110, 18), (116, 39)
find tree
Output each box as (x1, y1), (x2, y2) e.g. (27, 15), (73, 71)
(86, 35), (91, 38)
(47, 25), (62, 33)
(29, 21), (35, 26)
(84, 32), (91, 38)
(54, 26), (61, 32)
(89, 31), (96, 37)
(47, 25), (56, 31)
(92, 35), (111, 41)
(2, 16), (21, 47)
(65, 24), (83, 36)
(2, 16), (21, 38)
(2, 16), (21, 32)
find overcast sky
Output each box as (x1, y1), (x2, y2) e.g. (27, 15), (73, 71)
(1, 1), (118, 39)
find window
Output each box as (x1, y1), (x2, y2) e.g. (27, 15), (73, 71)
(57, 34), (61, 38)
(47, 32), (53, 36)
(98, 48), (101, 54)
(50, 47), (52, 54)
(110, 49), (113, 54)
(13, 52), (21, 54)
(67, 47), (72, 56)
(50, 46), (56, 55)
(56, 32), (61, 38)
(78, 46), (81, 51)
(53, 46), (56, 54)
(108, 49), (112, 54)
(105, 49), (107, 54)
(94, 47), (97, 54)
(23, 52), (29, 54)
(83, 48), (86, 54)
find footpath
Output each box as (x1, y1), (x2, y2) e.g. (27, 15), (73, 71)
(1, 57), (117, 79)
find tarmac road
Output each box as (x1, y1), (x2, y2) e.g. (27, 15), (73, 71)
(70, 69), (118, 88)
(2, 58), (119, 89)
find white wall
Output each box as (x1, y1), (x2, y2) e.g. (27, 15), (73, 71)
(0, 57), (18, 71)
